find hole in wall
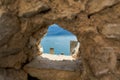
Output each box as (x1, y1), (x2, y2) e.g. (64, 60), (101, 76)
(28, 74), (40, 80)
(40, 24), (80, 59)
(25, 24), (83, 80)
(87, 14), (91, 19)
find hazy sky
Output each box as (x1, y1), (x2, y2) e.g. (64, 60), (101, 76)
(46, 24), (76, 37)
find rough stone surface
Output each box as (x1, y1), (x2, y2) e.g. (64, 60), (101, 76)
(24, 54), (81, 71)
(0, 0), (120, 80)
(0, 69), (27, 80)
(19, 0), (50, 17)
(102, 23), (120, 39)
(0, 51), (27, 69)
(25, 68), (81, 80)
(0, 13), (28, 69)
(24, 54), (82, 80)
(87, 0), (120, 14)
(0, 14), (20, 47)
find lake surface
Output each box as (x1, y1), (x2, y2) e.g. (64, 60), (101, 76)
(41, 36), (77, 55)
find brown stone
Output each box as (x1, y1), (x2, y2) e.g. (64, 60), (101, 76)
(0, 7), (6, 17)
(87, 0), (120, 14)
(89, 47), (117, 76)
(25, 68), (81, 80)
(18, 0), (50, 17)
(102, 23), (120, 39)
(0, 0), (120, 80)
(0, 51), (27, 69)
(0, 69), (27, 80)
(0, 0), (16, 5)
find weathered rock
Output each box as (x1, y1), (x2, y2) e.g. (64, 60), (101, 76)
(0, 13), (27, 69)
(0, 0), (16, 5)
(25, 68), (81, 80)
(0, 0), (120, 80)
(41, 0), (88, 20)
(102, 23), (120, 39)
(87, 0), (120, 14)
(89, 47), (116, 76)
(24, 55), (81, 80)
(80, 34), (117, 80)
(18, 0), (50, 17)
(0, 7), (6, 17)
(0, 51), (27, 69)
(0, 69), (27, 80)
(0, 48), (20, 58)
(0, 14), (20, 47)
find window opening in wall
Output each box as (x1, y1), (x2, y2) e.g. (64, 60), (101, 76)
(25, 24), (82, 80)
(40, 24), (80, 58)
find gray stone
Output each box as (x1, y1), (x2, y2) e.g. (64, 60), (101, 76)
(24, 55), (81, 80)
(0, 14), (24, 69)
(0, 14), (20, 47)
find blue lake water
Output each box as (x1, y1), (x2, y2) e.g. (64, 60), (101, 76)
(40, 24), (78, 55)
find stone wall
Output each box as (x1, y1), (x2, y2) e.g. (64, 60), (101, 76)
(0, 0), (120, 80)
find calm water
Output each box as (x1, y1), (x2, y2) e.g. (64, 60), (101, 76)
(40, 24), (78, 55)
(40, 36), (77, 55)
